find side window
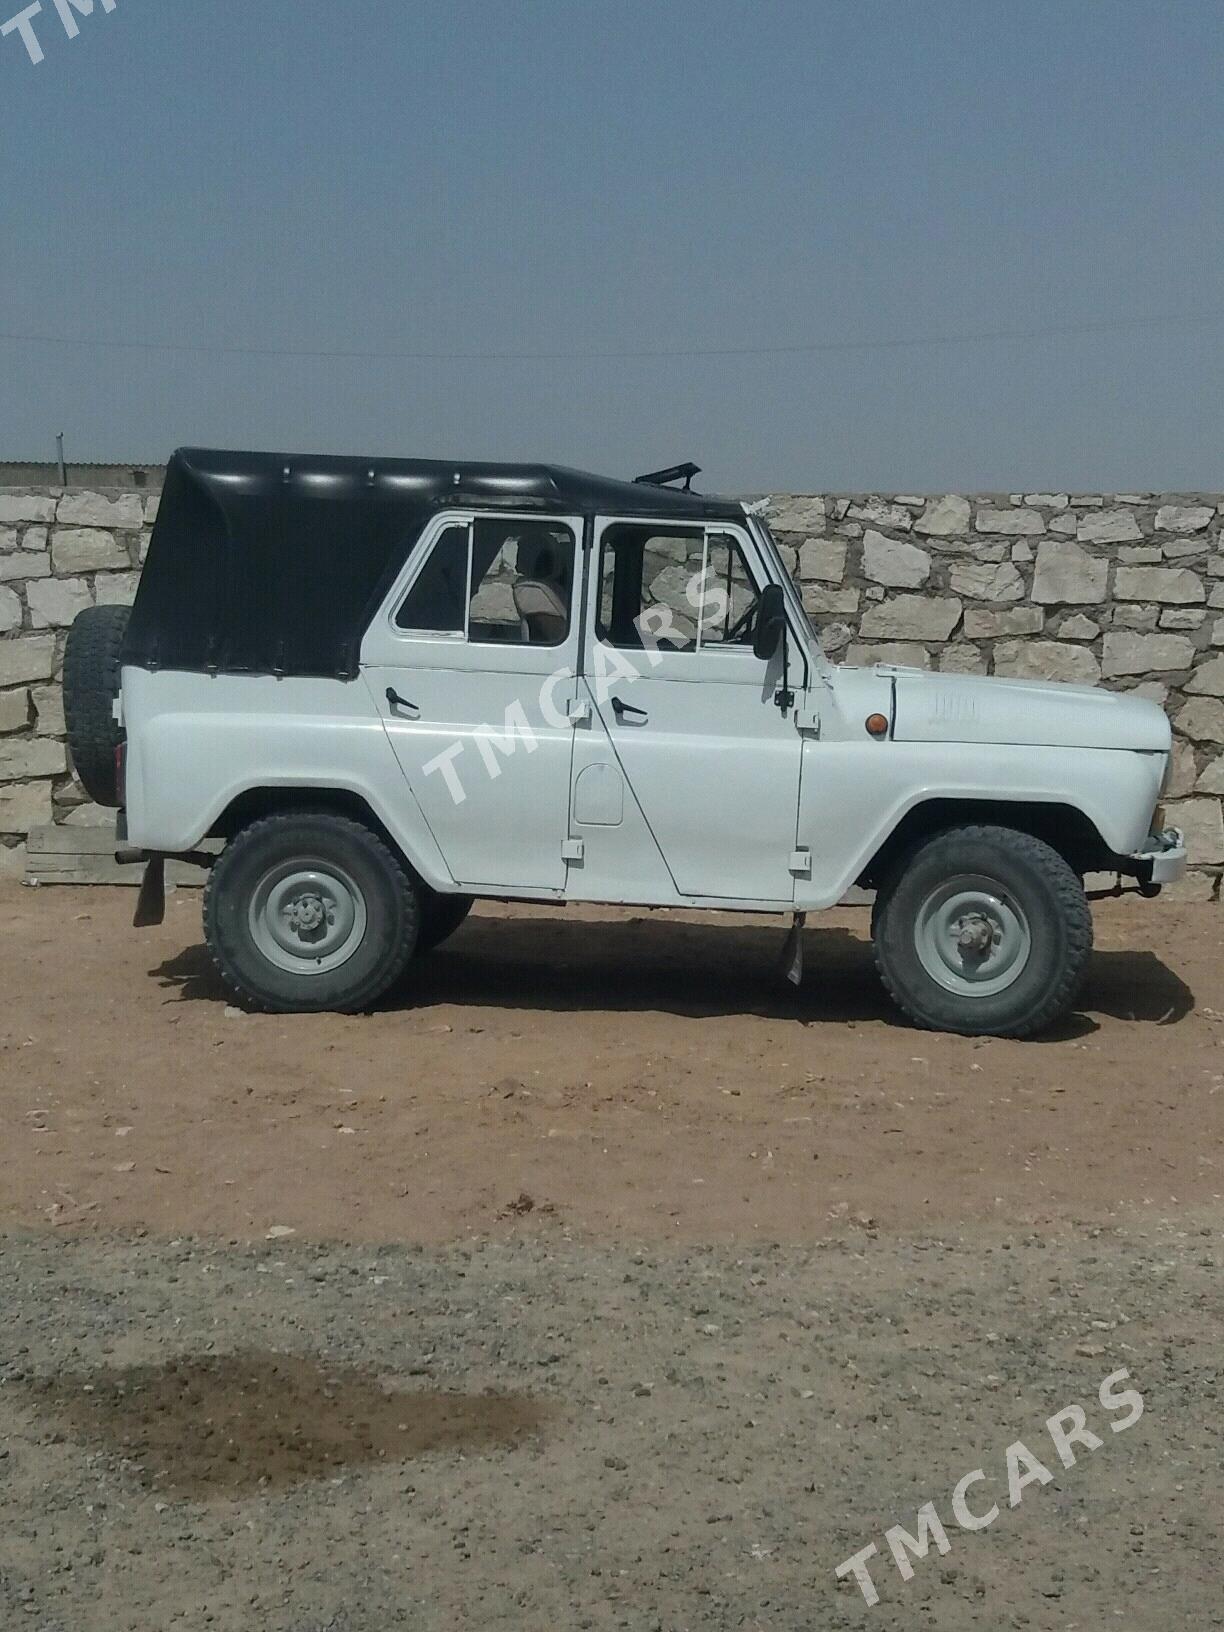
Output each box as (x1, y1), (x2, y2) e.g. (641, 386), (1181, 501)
(597, 525), (763, 650)
(698, 534), (764, 648)
(395, 523), (468, 633)
(396, 518), (576, 646)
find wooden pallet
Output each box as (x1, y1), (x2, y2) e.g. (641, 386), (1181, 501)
(24, 824), (213, 888)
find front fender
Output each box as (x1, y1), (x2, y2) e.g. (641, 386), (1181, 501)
(796, 740), (1165, 908)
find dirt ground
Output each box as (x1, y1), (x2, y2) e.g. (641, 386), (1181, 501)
(0, 884), (1220, 1242)
(0, 883), (1221, 1631)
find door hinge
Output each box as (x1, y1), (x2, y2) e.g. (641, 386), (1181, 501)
(789, 848), (812, 878)
(567, 697), (592, 724)
(562, 837), (585, 863)
(794, 707), (820, 735)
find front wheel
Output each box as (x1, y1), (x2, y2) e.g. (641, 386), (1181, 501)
(872, 825), (1092, 1038)
(203, 813), (420, 1013)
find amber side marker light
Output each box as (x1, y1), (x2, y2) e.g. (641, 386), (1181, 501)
(865, 713), (890, 738)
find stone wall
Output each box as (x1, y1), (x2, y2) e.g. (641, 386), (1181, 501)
(0, 479), (1221, 897)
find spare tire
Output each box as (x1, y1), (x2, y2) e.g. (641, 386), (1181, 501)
(63, 604), (131, 807)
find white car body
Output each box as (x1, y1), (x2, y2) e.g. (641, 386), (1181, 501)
(119, 504), (1183, 911)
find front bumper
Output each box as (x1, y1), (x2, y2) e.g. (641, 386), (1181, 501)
(1124, 828), (1187, 886)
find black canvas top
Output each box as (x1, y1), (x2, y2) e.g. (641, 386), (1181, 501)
(122, 447), (743, 679)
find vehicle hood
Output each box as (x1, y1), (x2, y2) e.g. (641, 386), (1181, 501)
(886, 667), (1171, 752)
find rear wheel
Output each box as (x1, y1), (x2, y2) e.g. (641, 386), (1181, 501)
(872, 824), (1092, 1037)
(203, 813), (419, 1013)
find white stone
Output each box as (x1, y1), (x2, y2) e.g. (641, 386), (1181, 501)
(795, 539), (846, 583)
(1048, 512), (1078, 536)
(1101, 632), (1195, 677)
(938, 643), (987, 674)
(1112, 604), (1159, 631)
(1032, 540), (1108, 605)
(0, 495), (56, 525)
(52, 528), (127, 573)
(0, 636), (55, 687)
(1175, 698), (1224, 743)
(21, 526), (48, 552)
(1077, 509), (1143, 545)
(845, 498), (912, 531)
(1058, 613), (1100, 640)
(0, 736), (67, 781)
(993, 640), (1101, 684)
(144, 494), (161, 526)
(1186, 655), (1224, 697)
(1162, 799), (1224, 864)
(802, 585), (860, 616)
(1162, 537), (1210, 560)
(31, 684), (65, 736)
(63, 801), (116, 827)
(0, 838), (26, 876)
(56, 491), (145, 529)
(859, 595), (961, 641)
(1155, 504), (1214, 533)
(845, 642), (932, 669)
(1160, 609), (1205, 630)
(1128, 681), (1169, 705)
(1118, 546), (1162, 564)
(93, 571), (142, 607)
(0, 689), (29, 733)
(1194, 755), (1224, 795)
(27, 577), (92, 629)
(1213, 615), (1224, 644)
(0, 585), (21, 634)
(862, 531), (930, 588)
(1114, 567), (1204, 604)
(1024, 494), (1069, 509)
(949, 560), (1024, 602)
(975, 507), (1044, 535)
(0, 551), (51, 582)
(962, 606), (1044, 639)
(766, 496), (826, 533)
(0, 782), (52, 835)
(1167, 739), (1198, 798)
(912, 494), (970, 538)
(0, 528), (16, 553)
(820, 621), (853, 654)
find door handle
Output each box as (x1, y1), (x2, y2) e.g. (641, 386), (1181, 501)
(611, 696), (648, 723)
(385, 686), (420, 718)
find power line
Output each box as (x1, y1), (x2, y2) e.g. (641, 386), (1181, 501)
(0, 309), (1220, 363)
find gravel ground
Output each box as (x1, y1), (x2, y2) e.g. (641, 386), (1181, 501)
(1, 1223), (1219, 1632)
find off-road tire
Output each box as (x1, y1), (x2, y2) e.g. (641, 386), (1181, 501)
(872, 824), (1092, 1038)
(415, 890), (474, 955)
(62, 605), (130, 806)
(203, 812), (419, 1013)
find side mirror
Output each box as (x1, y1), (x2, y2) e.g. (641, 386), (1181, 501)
(753, 583), (787, 661)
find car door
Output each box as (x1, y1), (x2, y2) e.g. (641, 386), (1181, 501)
(572, 518), (805, 903)
(361, 510), (584, 892)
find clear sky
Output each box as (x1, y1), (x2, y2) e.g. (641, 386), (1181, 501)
(1, 0), (1222, 492)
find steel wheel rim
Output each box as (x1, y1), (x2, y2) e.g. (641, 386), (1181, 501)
(913, 873), (1032, 998)
(249, 861), (368, 976)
